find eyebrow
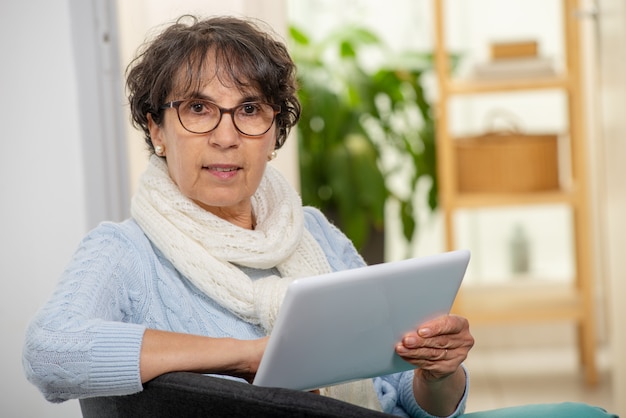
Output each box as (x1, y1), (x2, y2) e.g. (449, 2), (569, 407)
(186, 91), (264, 104)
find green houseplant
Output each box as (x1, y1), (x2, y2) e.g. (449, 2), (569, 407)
(289, 25), (439, 262)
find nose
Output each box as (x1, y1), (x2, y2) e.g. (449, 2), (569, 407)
(208, 112), (240, 148)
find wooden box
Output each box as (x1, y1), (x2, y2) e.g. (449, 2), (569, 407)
(455, 132), (559, 193)
(490, 40), (538, 60)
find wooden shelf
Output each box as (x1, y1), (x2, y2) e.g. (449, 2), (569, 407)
(453, 282), (582, 324)
(450, 189), (575, 209)
(432, 0), (598, 385)
(450, 190), (575, 209)
(444, 75), (571, 95)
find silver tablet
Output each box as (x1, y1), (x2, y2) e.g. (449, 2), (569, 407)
(253, 249), (470, 391)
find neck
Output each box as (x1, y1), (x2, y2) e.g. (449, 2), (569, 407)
(198, 202), (255, 230)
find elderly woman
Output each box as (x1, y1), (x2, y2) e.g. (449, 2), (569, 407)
(23, 15), (615, 418)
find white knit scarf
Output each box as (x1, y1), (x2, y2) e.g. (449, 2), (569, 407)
(131, 155), (382, 411)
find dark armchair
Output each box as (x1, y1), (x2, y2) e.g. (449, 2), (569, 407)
(79, 372), (394, 418)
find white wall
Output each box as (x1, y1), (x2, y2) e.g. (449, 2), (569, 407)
(594, 0), (626, 414)
(1, 1), (86, 417)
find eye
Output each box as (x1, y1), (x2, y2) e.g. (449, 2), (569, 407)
(239, 103), (262, 117)
(185, 100), (214, 115)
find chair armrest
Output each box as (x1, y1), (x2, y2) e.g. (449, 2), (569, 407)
(79, 372), (393, 417)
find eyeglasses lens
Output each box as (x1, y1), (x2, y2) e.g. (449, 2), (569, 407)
(177, 100), (278, 136)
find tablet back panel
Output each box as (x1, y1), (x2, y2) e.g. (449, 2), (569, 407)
(253, 249), (470, 391)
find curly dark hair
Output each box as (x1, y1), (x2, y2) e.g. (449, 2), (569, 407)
(126, 15), (301, 152)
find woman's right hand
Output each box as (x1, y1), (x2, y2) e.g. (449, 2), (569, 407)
(140, 329), (269, 383)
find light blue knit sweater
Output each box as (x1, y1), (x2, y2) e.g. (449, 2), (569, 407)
(22, 206), (467, 417)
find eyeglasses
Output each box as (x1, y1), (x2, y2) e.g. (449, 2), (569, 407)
(160, 99), (281, 136)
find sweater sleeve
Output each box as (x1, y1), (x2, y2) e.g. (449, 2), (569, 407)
(22, 222), (148, 403)
(375, 366), (469, 418)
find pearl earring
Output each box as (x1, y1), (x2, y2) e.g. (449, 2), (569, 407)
(268, 150), (278, 161)
(155, 145), (164, 155)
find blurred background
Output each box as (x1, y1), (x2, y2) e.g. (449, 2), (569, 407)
(1, 0), (623, 416)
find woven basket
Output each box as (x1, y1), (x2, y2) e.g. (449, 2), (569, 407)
(455, 131), (559, 193)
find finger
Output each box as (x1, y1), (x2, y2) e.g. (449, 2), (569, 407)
(396, 343), (450, 360)
(413, 334), (461, 350)
(418, 315), (468, 338)
(396, 336), (472, 367)
(401, 329), (468, 351)
(395, 345), (462, 376)
(396, 339), (443, 358)
(400, 335), (446, 354)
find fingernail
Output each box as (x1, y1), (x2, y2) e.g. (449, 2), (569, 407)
(418, 328), (432, 337)
(404, 336), (417, 346)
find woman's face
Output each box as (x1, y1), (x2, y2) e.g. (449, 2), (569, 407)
(148, 69), (277, 229)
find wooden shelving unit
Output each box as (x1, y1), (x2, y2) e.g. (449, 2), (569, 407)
(432, 0), (598, 385)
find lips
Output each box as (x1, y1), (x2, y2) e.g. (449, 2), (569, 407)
(203, 165), (242, 180)
(204, 165), (241, 172)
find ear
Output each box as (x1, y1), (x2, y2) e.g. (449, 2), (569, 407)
(147, 113), (164, 149)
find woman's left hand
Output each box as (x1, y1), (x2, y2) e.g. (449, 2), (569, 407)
(395, 314), (474, 382)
